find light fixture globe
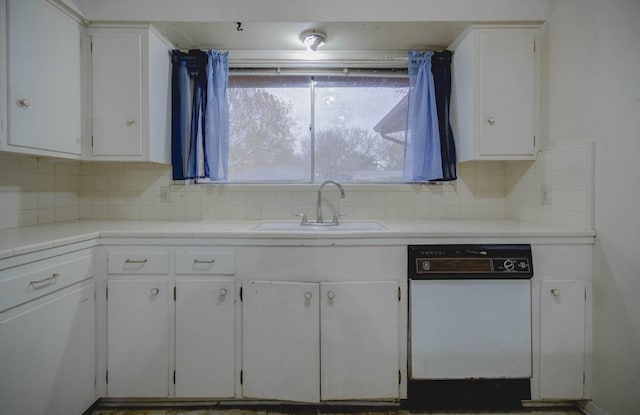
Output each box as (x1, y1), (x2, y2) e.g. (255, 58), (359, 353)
(300, 29), (326, 52)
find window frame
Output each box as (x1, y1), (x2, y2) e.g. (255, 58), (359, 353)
(223, 66), (410, 184)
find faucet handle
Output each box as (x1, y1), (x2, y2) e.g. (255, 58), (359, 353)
(293, 213), (308, 224)
(332, 213), (347, 224)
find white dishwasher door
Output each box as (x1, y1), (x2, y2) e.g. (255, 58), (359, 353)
(410, 279), (531, 379)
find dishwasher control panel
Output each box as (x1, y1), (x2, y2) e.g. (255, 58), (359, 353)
(409, 244), (533, 279)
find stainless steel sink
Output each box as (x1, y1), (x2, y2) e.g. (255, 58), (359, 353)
(253, 222), (386, 232)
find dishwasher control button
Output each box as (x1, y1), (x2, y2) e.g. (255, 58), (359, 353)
(503, 259), (515, 271)
(421, 260), (431, 271)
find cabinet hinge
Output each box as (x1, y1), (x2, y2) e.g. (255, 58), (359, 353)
(106, 370), (109, 385)
(91, 136), (94, 148)
(240, 370), (243, 384)
(174, 286), (177, 301)
(173, 370), (176, 385)
(106, 287), (108, 301)
(240, 287), (243, 302)
(398, 370), (401, 385)
(533, 39), (536, 53)
(398, 287), (401, 301)
(533, 135), (536, 147)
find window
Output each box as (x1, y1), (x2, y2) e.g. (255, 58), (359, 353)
(228, 73), (409, 183)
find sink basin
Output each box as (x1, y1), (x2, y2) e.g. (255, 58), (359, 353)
(254, 222), (386, 232)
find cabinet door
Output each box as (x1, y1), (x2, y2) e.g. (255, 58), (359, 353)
(540, 280), (585, 399)
(107, 279), (169, 397)
(175, 280), (235, 397)
(320, 281), (400, 400)
(0, 284), (95, 415)
(242, 281), (320, 402)
(7, 0), (81, 155)
(92, 32), (143, 156)
(479, 30), (535, 156)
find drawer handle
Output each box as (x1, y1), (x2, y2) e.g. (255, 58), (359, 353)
(219, 288), (227, 297)
(30, 273), (60, 287)
(551, 288), (561, 297)
(150, 288), (159, 296)
(125, 259), (148, 264)
(193, 259), (216, 264)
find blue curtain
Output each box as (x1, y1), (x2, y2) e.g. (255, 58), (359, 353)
(403, 51), (457, 182)
(431, 50), (457, 181)
(171, 50), (229, 181)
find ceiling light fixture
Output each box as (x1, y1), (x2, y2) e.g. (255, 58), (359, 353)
(300, 29), (327, 52)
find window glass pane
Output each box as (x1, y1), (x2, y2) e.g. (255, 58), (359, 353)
(228, 76), (311, 182)
(227, 73), (409, 183)
(313, 76), (409, 182)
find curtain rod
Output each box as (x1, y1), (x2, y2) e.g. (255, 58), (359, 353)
(229, 67), (408, 77)
(171, 49), (410, 69)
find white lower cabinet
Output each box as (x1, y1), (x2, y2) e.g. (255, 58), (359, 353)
(0, 283), (95, 415)
(242, 281), (320, 402)
(320, 281), (400, 400)
(539, 280), (586, 399)
(107, 279), (170, 397)
(242, 280), (400, 402)
(175, 279), (236, 397)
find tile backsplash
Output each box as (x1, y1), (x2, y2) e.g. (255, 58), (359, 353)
(77, 161), (506, 222)
(505, 143), (595, 229)
(0, 144), (594, 230)
(0, 153), (80, 230)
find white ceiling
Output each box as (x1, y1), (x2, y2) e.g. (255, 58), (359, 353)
(154, 21), (470, 52)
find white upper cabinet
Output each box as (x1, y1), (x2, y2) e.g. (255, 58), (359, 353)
(450, 25), (540, 161)
(89, 26), (172, 163)
(1, 0), (82, 158)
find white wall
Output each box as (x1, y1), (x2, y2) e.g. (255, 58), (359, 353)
(542, 0), (640, 413)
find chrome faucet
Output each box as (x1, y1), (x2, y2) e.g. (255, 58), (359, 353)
(317, 180), (345, 224)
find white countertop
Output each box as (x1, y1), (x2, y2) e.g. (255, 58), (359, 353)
(0, 219), (596, 259)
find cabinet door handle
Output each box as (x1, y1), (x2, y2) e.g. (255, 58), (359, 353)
(150, 288), (159, 296)
(193, 259), (215, 264)
(126, 117), (135, 126)
(125, 258), (148, 264)
(304, 292), (312, 300)
(487, 116), (495, 126)
(551, 288), (561, 297)
(30, 273), (60, 287)
(219, 288), (227, 297)
(18, 98), (31, 108)
(327, 291), (335, 300)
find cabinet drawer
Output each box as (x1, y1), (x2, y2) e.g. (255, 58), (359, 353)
(0, 255), (94, 313)
(175, 252), (235, 275)
(108, 252), (169, 275)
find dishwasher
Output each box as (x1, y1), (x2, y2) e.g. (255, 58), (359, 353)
(407, 244), (533, 409)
